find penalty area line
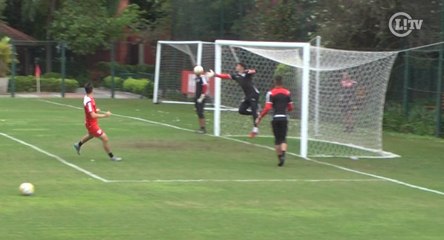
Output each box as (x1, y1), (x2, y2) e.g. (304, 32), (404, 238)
(0, 132), (109, 183)
(42, 100), (444, 196)
(106, 179), (384, 183)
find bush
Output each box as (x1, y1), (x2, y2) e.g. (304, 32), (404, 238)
(383, 103), (436, 135)
(96, 62), (155, 77)
(103, 76), (124, 89)
(122, 77), (153, 98)
(10, 75), (79, 93)
(42, 72), (62, 79)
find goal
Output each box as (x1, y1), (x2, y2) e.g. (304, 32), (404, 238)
(153, 41), (214, 104)
(153, 39), (400, 159)
(213, 40), (399, 159)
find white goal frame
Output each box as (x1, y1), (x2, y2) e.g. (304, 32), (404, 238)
(214, 40), (311, 158)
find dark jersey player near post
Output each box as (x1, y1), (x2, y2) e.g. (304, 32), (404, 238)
(256, 76), (294, 167)
(73, 82), (122, 161)
(193, 65), (208, 134)
(208, 63), (260, 138)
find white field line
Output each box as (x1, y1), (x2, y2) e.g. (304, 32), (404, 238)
(41, 100), (444, 195)
(106, 179), (383, 183)
(0, 132), (109, 183)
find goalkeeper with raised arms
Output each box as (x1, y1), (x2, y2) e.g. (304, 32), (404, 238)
(256, 76), (294, 167)
(207, 63), (260, 138)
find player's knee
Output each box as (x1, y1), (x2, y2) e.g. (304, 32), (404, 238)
(101, 134), (109, 142)
(239, 108), (248, 115)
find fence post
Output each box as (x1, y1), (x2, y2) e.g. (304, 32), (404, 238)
(110, 42), (116, 99)
(10, 43), (16, 98)
(402, 52), (410, 115)
(60, 42), (66, 98)
(436, 45), (443, 137)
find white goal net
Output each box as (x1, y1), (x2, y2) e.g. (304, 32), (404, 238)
(154, 39), (399, 159)
(214, 40), (399, 159)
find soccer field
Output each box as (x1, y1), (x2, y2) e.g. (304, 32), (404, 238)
(0, 98), (443, 240)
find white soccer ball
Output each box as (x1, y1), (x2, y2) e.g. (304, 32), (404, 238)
(194, 65), (204, 75)
(19, 182), (35, 196)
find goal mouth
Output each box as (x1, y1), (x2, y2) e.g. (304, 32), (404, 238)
(155, 40), (400, 159)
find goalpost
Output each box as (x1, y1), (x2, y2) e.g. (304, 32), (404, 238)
(154, 39), (399, 159)
(214, 40), (310, 158)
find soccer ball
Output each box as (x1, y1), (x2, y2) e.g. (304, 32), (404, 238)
(19, 182), (35, 196)
(194, 65), (204, 75)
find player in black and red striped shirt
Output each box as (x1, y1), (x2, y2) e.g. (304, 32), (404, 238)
(256, 76), (294, 167)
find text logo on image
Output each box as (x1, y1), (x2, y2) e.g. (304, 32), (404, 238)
(389, 12), (423, 37)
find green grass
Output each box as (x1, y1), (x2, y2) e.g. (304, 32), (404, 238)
(0, 98), (443, 240)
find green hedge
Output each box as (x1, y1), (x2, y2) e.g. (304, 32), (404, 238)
(122, 77), (153, 97)
(103, 76), (124, 89)
(96, 62), (155, 76)
(10, 75), (79, 93)
(42, 72), (62, 79)
(383, 103), (436, 135)
(102, 75), (153, 98)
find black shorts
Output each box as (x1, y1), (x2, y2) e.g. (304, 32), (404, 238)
(272, 118), (288, 145)
(195, 100), (205, 119)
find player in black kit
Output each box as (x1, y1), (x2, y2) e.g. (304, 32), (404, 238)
(194, 66), (208, 134)
(256, 76), (294, 167)
(208, 63), (260, 138)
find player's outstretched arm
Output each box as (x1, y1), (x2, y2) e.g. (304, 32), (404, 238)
(246, 69), (256, 75)
(90, 111), (111, 119)
(207, 69), (232, 80)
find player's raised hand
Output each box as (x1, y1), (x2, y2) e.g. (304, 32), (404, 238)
(246, 69), (256, 74)
(206, 69), (215, 78)
(96, 108), (101, 113)
(105, 111), (112, 117)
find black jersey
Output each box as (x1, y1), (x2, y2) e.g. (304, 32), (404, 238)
(263, 87), (293, 119)
(195, 76), (208, 99)
(230, 72), (259, 98)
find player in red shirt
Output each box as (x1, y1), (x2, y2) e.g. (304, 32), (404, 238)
(73, 82), (122, 161)
(256, 76), (294, 167)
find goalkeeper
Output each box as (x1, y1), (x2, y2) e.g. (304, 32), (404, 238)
(208, 63), (260, 138)
(194, 66), (208, 134)
(256, 76), (294, 167)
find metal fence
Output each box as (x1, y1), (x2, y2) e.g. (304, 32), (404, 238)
(5, 40), (156, 99)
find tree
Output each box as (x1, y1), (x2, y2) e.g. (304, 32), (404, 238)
(0, 0), (6, 18)
(315, 0), (443, 50)
(167, 0), (254, 40)
(129, 0), (172, 42)
(50, 0), (143, 55)
(3, 0), (59, 40)
(232, 0), (317, 42)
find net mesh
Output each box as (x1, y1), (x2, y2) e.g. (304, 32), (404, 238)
(307, 47), (398, 158)
(156, 42), (214, 103)
(218, 43), (399, 158)
(219, 46), (303, 145)
(156, 41), (399, 158)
